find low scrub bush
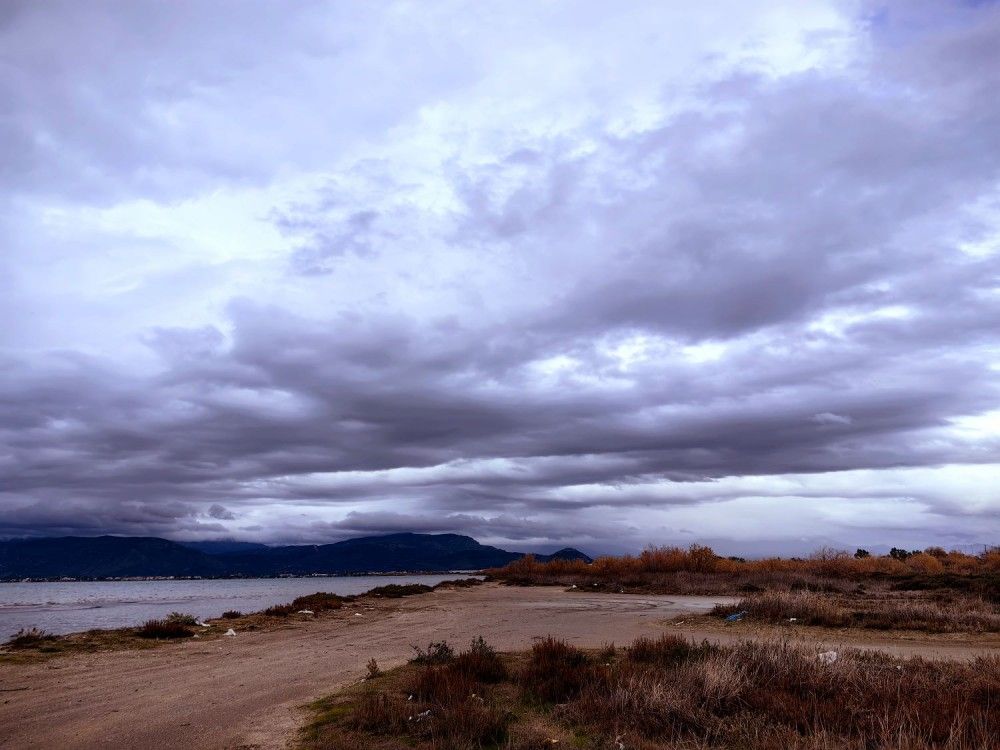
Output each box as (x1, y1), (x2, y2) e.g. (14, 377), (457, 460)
(433, 578), (483, 589)
(289, 592), (344, 612)
(262, 603), (296, 617)
(220, 610), (242, 619)
(5, 627), (58, 650)
(366, 583), (434, 598)
(489, 544), (1000, 597)
(519, 636), (594, 703)
(165, 612), (198, 626)
(308, 635), (1000, 750)
(136, 619), (193, 639)
(410, 640), (455, 665)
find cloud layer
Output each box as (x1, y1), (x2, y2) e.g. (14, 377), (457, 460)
(2, 1), (999, 553)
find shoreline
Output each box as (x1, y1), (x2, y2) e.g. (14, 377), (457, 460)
(1, 584), (997, 749)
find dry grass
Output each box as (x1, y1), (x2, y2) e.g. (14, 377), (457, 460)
(4, 628), (58, 650)
(713, 590), (1000, 632)
(304, 635), (1000, 750)
(136, 618), (194, 639)
(489, 545), (1000, 602)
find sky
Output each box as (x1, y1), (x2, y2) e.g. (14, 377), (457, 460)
(1, 0), (999, 555)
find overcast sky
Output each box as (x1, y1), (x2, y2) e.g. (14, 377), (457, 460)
(2, 1), (999, 555)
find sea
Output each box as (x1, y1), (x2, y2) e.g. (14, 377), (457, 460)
(0, 574), (473, 637)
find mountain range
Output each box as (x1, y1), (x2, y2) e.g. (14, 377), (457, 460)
(0, 533), (591, 580)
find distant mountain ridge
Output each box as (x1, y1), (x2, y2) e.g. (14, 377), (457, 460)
(0, 533), (591, 580)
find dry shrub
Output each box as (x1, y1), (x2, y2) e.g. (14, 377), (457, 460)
(5, 627), (58, 650)
(220, 610), (242, 619)
(409, 663), (479, 704)
(453, 636), (507, 683)
(433, 578), (484, 589)
(565, 639), (1000, 749)
(347, 690), (409, 734)
(519, 636), (594, 703)
(136, 619), (193, 639)
(418, 698), (508, 750)
(367, 583), (434, 598)
(716, 590), (1000, 632)
(627, 633), (704, 667)
(489, 544), (1000, 597)
(289, 592), (344, 612)
(411, 641), (455, 665)
(262, 603), (296, 617)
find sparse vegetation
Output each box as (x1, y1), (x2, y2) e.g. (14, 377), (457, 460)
(367, 583), (434, 598)
(490, 544), (1000, 603)
(136, 618), (194, 639)
(165, 612), (198, 626)
(712, 590), (1000, 632)
(5, 627), (58, 650)
(221, 610), (243, 619)
(303, 635), (1000, 750)
(410, 641), (455, 665)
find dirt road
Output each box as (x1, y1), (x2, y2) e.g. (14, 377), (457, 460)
(1, 584), (996, 750)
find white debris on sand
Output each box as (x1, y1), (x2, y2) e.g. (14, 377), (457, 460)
(297, 609), (314, 615)
(224, 628), (236, 637)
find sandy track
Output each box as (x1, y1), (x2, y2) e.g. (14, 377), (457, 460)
(1, 584), (996, 750)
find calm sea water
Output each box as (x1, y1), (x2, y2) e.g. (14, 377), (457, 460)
(0, 574), (472, 637)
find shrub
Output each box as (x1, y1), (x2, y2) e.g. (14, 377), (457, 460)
(519, 637), (593, 703)
(433, 578), (484, 589)
(453, 636), (507, 683)
(136, 619), (194, 639)
(348, 691), (408, 734)
(221, 610), (242, 619)
(410, 640), (455, 665)
(366, 583), (434, 598)
(626, 633), (707, 667)
(365, 658), (381, 679)
(289, 592), (344, 612)
(262, 603), (296, 617)
(5, 627), (58, 650)
(165, 612), (198, 626)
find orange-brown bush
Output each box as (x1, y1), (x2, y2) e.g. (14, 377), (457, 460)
(490, 544), (1000, 600)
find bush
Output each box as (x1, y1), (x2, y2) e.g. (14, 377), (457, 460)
(367, 583), (434, 598)
(136, 619), (194, 639)
(165, 612), (198, 626)
(221, 610), (242, 619)
(453, 636), (507, 683)
(519, 637), (593, 703)
(627, 633), (706, 666)
(289, 592), (344, 612)
(262, 603), (296, 617)
(5, 627), (58, 650)
(433, 578), (484, 589)
(410, 640), (455, 665)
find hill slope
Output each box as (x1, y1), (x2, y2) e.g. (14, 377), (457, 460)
(0, 533), (590, 579)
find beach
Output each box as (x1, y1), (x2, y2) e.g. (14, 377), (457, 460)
(2, 583), (997, 750)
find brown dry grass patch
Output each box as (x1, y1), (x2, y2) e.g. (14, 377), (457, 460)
(303, 634), (1000, 750)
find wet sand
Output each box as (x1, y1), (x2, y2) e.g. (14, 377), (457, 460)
(1, 584), (996, 750)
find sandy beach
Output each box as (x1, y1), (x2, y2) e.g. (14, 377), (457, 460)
(2, 584), (997, 750)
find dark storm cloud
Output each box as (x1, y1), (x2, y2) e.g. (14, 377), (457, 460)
(1, 1), (999, 550)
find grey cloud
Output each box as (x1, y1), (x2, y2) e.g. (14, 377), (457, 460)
(1, 2), (999, 551)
